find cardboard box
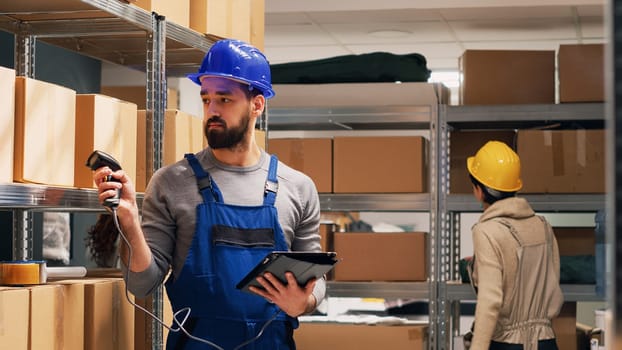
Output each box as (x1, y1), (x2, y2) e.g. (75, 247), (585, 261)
(294, 323), (427, 350)
(83, 278), (135, 350)
(459, 50), (555, 105)
(449, 130), (517, 193)
(14, 77), (76, 187)
(134, 291), (172, 350)
(333, 136), (427, 193)
(75, 94), (138, 189)
(517, 129), (605, 193)
(100, 86), (179, 110)
(558, 44), (605, 103)
(268, 138), (332, 193)
(554, 227), (595, 256)
(163, 110), (203, 166)
(133, 0), (189, 27)
(0, 66), (15, 183)
(552, 302), (577, 350)
(0, 287), (29, 349)
(136, 110), (203, 191)
(271, 82), (447, 107)
(29, 284), (63, 350)
(190, 0), (265, 49)
(333, 232), (427, 281)
(49, 281), (85, 350)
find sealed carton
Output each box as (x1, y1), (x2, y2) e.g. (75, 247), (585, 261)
(558, 44), (605, 103)
(14, 77), (76, 186)
(74, 94), (138, 189)
(0, 66), (15, 183)
(0, 287), (29, 349)
(190, 0), (265, 49)
(517, 129), (605, 193)
(295, 323), (427, 350)
(459, 50), (555, 105)
(136, 110), (203, 191)
(333, 232), (427, 281)
(269, 138), (332, 193)
(333, 136), (427, 193)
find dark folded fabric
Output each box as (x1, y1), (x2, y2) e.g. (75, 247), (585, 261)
(271, 52), (431, 84)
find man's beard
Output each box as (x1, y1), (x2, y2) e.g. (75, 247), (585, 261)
(204, 112), (250, 149)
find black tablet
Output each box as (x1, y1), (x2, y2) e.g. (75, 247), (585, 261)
(236, 251), (338, 293)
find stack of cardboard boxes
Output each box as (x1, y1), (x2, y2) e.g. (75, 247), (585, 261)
(0, 278), (135, 350)
(1, 68), (204, 191)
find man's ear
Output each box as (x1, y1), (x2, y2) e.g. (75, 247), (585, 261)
(251, 94), (265, 117)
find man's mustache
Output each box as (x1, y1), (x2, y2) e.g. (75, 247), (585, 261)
(207, 116), (226, 125)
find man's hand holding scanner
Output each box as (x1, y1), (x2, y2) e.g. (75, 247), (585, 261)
(250, 271), (317, 318)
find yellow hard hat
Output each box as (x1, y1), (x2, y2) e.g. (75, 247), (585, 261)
(467, 140), (522, 192)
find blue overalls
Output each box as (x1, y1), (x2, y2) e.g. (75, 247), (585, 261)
(165, 153), (297, 350)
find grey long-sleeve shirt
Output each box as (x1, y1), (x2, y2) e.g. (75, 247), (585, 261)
(124, 148), (325, 305)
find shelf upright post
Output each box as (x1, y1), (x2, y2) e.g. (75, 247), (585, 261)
(13, 22), (36, 262)
(15, 21), (35, 78)
(146, 12), (167, 350)
(430, 102), (452, 349)
(12, 210), (33, 261)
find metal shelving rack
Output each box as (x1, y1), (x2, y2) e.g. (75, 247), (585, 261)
(267, 91), (447, 350)
(440, 103), (607, 349)
(0, 1), (216, 349)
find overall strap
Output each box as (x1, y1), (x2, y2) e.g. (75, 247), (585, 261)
(184, 153), (223, 203)
(264, 154), (279, 206)
(494, 217), (524, 246)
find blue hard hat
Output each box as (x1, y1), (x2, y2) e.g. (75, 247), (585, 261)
(188, 39), (275, 99)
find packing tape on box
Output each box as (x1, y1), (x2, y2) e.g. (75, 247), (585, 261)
(0, 261), (87, 285)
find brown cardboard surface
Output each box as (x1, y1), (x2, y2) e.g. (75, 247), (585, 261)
(14, 77), (76, 187)
(268, 138), (332, 193)
(0, 66), (15, 183)
(294, 323), (427, 350)
(271, 82), (446, 107)
(256, 129), (266, 150)
(552, 302), (577, 350)
(554, 227), (595, 256)
(333, 136), (427, 193)
(49, 281), (85, 350)
(450, 130), (517, 193)
(133, 0), (189, 27)
(29, 284), (63, 350)
(113, 279), (135, 350)
(459, 50), (555, 105)
(136, 109), (203, 191)
(136, 110), (147, 192)
(100, 86), (179, 110)
(83, 278), (135, 350)
(559, 44), (605, 103)
(333, 232), (427, 281)
(75, 94), (138, 189)
(83, 280), (114, 350)
(189, 0), (265, 49)
(0, 287), (29, 349)
(517, 129), (605, 193)
(163, 110), (203, 166)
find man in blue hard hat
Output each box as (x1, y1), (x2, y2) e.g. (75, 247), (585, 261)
(93, 39), (324, 349)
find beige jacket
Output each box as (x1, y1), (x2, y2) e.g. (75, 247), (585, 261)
(470, 197), (563, 350)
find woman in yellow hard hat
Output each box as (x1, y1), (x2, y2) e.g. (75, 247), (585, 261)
(465, 141), (563, 350)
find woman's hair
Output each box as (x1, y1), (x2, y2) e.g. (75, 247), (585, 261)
(469, 174), (515, 205)
(85, 214), (120, 268)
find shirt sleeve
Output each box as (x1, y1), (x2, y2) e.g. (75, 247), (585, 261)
(471, 225), (504, 350)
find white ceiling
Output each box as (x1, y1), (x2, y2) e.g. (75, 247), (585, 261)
(263, 0), (607, 74)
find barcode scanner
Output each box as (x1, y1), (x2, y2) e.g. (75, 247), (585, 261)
(86, 150), (122, 209)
